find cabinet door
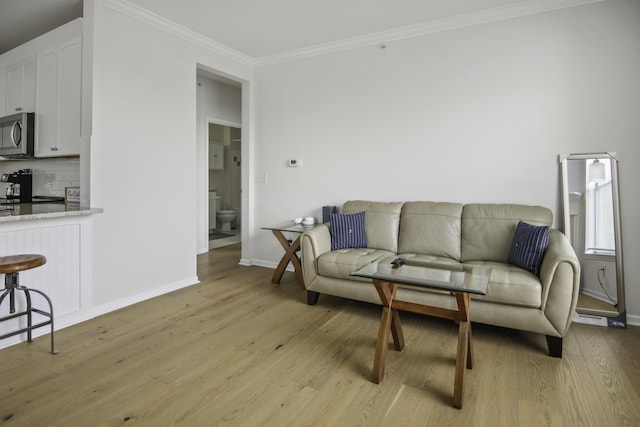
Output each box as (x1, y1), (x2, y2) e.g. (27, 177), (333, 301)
(36, 49), (58, 156)
(22, 58), (36, 112)
(6, 57), (36, 114)
(0, 67), (6, 117)
(6, 64), (22, 113)
(56, 37), (81, 156)
(35, 37), (82, 158)
(209, 144), (224, 169)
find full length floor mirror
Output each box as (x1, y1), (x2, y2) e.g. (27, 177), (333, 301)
(560, 153), (626, 327)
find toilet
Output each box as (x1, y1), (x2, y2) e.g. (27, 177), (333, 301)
(232, 207), (241, 229)
(217, 209), (236, 232)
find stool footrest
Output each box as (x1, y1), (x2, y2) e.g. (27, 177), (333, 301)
(0, 320), (53, 340)
(0, 285), (56, 354)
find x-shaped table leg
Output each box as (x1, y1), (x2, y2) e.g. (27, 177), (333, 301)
(271, 230), (304, 287)
(371, 279), (405, 384)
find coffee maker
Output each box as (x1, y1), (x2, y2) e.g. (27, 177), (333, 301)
(1, 170), (33, 203)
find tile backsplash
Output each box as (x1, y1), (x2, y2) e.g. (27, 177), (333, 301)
(0, 158), (80, 197)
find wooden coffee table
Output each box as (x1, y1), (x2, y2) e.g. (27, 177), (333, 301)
(351, 259), (490, 408)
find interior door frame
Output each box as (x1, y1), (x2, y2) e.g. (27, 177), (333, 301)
(196, 65), (251, 263)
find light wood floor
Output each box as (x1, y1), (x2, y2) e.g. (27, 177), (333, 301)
(577, 292), (619, 312)
(1, 244), (639, 426)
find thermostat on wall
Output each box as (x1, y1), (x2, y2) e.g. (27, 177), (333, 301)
(287, 159), (302, 167)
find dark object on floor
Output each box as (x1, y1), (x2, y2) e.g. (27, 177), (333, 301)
(210, 232), (235, 240)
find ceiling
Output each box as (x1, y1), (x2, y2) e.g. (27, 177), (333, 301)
(1, 0), (592, 59)
(125, 0), (527, 58)
(0, 0), (83, 55)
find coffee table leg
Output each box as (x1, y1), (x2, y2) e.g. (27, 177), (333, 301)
(390, 308), (404, 351)
(372, 281), (403, 384)
(466, 317), (474, 369)
(453, 292), (472, 408)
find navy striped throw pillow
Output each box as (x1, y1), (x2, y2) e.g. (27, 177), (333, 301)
(330, 211), (367, 250)
(508, 221), (550, 276)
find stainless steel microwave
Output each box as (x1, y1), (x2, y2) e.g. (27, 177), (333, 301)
(0, 112), (35, 159)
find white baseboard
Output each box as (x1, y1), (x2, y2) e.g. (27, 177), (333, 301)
(627, 313), (640, 326)
(0, 276), (200, 351)
(251, 259), (284, 270)
(90, 276), (200, 319)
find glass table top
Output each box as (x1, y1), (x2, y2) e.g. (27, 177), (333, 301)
(351, 259), (489, 295)
(261, 221), (322, 233)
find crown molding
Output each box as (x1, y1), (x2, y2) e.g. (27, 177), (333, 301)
(102, 0), (256, 67)
(254, 0), (604, 67)
(102, 0), (604, 69)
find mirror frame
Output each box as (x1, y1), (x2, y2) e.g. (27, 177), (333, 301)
(560, 152), (625, 319)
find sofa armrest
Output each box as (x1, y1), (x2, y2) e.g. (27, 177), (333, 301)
(300, 224), (331, 289)
(538, 229), (581, 335)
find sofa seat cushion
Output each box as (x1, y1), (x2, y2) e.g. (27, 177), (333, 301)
(465, 261), (542, 308)
(318, 248), (394, 281)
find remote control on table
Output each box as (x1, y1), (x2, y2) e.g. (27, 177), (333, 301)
(391, 257), (406, 268)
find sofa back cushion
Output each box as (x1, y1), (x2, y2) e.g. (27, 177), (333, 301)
(461, 204), (553, 263)
(342, 201), (404, 253)
(398, 202), (463, 260)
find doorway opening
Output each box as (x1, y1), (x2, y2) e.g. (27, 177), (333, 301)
(208, 121), (242, 249)
(196, 66), (245, 255)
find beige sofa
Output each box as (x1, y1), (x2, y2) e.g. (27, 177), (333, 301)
(300, 201), (580, 357)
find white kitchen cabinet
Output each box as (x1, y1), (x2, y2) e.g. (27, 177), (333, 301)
(6, 56), (36, 114)
(35, 37), (82, 157)
(36, 49), (57, 155)
(0, 67), (6, 117)
(209, 144), (224, 169)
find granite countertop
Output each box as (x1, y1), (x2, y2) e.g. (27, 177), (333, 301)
(0, 203), (103, 223)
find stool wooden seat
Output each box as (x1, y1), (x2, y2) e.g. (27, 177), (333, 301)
(0, 254), (57, 354)
(0, 254), (47, 274)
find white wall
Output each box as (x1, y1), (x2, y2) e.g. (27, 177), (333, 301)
(253, 1), (640, 321)
(89, 1), (253, 309)
(85, 0), (639, 323)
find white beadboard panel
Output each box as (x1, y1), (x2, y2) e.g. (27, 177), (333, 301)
(0, 224), (81, 345)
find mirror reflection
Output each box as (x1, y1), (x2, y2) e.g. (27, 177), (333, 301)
(561, 153), (625, 322)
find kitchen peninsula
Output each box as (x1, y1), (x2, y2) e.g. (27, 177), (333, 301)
(0, 203), (101, 222)
(0, 15), (104, 350)
(0, 203), (102, 350)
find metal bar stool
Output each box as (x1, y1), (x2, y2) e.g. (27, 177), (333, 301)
(0, 254), (57, 354)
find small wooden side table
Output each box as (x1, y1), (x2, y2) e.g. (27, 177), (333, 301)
(262, 222), (319, 287)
